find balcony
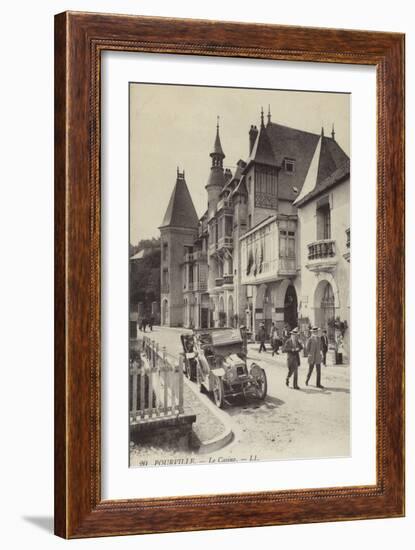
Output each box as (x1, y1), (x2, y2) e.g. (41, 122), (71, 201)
(278, 257), (297, 277)
(240, 214), (298, 285)
(194, 250), (207, 262)
(306, 239), (337, 272)
(344, 228), (350, 262)
(217, 198), (233, 212)
(184, 252), (194, 263)
(217, 236), (233, 251)
(215, 277), (224, 287)
(185, 281), (208, 292)
(223, 274), (234, 287)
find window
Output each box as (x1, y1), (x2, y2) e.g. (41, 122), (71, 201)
(162, 242), (168, 261)
(162, 268), (169, 290)
(317, 203), (331, 240)
(279, 230), (287, 257)
(279, 230), (296, 258)
(218, 218), (223, 239)
(248, 214), (252, 229)
(283, 158), (295, 174)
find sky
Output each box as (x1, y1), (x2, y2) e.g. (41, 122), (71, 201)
(130, 83), (350, 244)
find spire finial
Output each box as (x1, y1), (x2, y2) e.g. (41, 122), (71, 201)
(210, 116), (225, 164)
(261, 106), (264, 127)
(267, 104), (271, 124)
(321, 126), (325, 137)
(331, 123), (335, 141)
(177, 166), (179, 176)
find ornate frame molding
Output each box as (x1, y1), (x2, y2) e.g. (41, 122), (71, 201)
(55, 11), (405, 538)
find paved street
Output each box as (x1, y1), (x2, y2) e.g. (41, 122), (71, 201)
(137, 326), (350, 461)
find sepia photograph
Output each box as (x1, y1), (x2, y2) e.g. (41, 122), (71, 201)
(128, 83), (351, 468)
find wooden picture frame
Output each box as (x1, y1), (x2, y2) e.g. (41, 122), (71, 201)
(54, 11), (405, 538)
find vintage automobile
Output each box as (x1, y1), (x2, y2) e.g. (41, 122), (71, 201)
(180, 328), (267, 408)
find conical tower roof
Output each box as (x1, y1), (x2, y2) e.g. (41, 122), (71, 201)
(160, 170), (199, 229)
(206, 118), (226, 189)
(210, 116), (225, 159)
(212, 126), (225, 157)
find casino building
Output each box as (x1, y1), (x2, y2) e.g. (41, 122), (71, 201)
(158, 107), (350, 359)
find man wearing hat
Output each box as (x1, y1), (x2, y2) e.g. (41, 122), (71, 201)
(306, 327), (324, 388)
(282, 327), (303, 389)
(258, 322), (267, 353)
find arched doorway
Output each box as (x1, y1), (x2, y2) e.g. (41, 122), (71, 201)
(162, 299), (168, 326)
(228, 295), (234, 327)
(314, 280), (335, 341)
(284, 284), (298, 330)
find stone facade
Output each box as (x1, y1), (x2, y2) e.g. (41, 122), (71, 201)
(159, 108), (350, 357)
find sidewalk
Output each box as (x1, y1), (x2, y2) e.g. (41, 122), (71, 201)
(131, 331), (232, 455)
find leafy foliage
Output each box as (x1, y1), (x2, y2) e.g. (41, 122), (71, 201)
(130, 239), (161, 316)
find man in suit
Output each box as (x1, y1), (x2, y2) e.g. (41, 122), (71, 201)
(282, 328), (303, 389)
(306, 327), (324, 388)
(321, 329), (329, 366)
(258, 322), (267, 353)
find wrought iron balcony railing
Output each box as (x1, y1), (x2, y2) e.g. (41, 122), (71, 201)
(307, 239), (336, 260)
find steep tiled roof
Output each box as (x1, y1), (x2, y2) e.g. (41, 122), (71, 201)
(232, 175), (248, 197)
(220, 159), (247, 198)
(295, 159), (350, 207)
(265, 122), (349, 201)
(245, 124), (278, 167)
(160, 174), (199, 229)
(316, 133), (349, 183)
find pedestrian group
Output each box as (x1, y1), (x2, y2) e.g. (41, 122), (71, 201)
(258, 322), (328, 390)
(139, 315), (155, 333)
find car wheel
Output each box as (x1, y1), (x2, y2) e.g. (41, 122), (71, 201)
(212, 375), (225, 408)
(255, 368), (267, 400)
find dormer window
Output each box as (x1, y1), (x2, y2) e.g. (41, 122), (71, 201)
(283, 158), (296, 174)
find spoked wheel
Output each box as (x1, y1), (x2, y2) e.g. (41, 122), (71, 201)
(196, 366), (204, 393)
(254, 368), (268, 400)
(212, 375), (225, 408)
(185, 361), (192, 379)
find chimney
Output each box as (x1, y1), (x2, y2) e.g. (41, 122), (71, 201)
(249, 125), (258, 154)
(224, 168), (233, 183)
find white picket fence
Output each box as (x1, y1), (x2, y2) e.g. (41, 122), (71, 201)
(129, 336), (184, 424)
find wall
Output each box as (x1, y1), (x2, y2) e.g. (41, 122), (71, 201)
(0, 1), (413, 550)
(298, 180), (350, 356)
(160, 226), (197, 326)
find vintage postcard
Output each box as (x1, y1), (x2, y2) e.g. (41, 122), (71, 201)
(129, 83), (350, 468)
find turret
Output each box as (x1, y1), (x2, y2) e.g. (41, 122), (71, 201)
(206, 117), (226, 217)
(159, 168), (199, 326)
